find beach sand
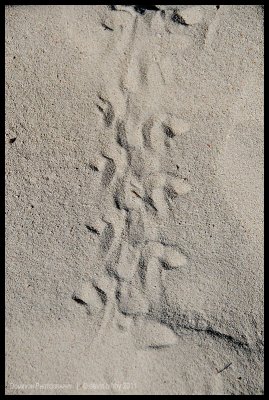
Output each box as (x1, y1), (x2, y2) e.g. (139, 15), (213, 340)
(5, 5), (264, 395)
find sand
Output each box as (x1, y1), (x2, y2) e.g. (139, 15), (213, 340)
(5, 5), (264, 395)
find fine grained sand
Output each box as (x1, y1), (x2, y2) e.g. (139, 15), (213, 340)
(5, 5), (264, 395)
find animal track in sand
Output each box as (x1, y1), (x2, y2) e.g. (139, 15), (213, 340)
(72, 282), (105, 313)
(116, 281), (150, 316)
(96, 95), (115, 128)
(101, 155), (116, 187)
(74, 103), (193, 347)
(73, 26), (195, 348)
(99, 219), (115, 255)
(142, 118), (154, 149)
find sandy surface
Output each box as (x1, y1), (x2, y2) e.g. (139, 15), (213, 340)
(5, 5), (264, 395)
